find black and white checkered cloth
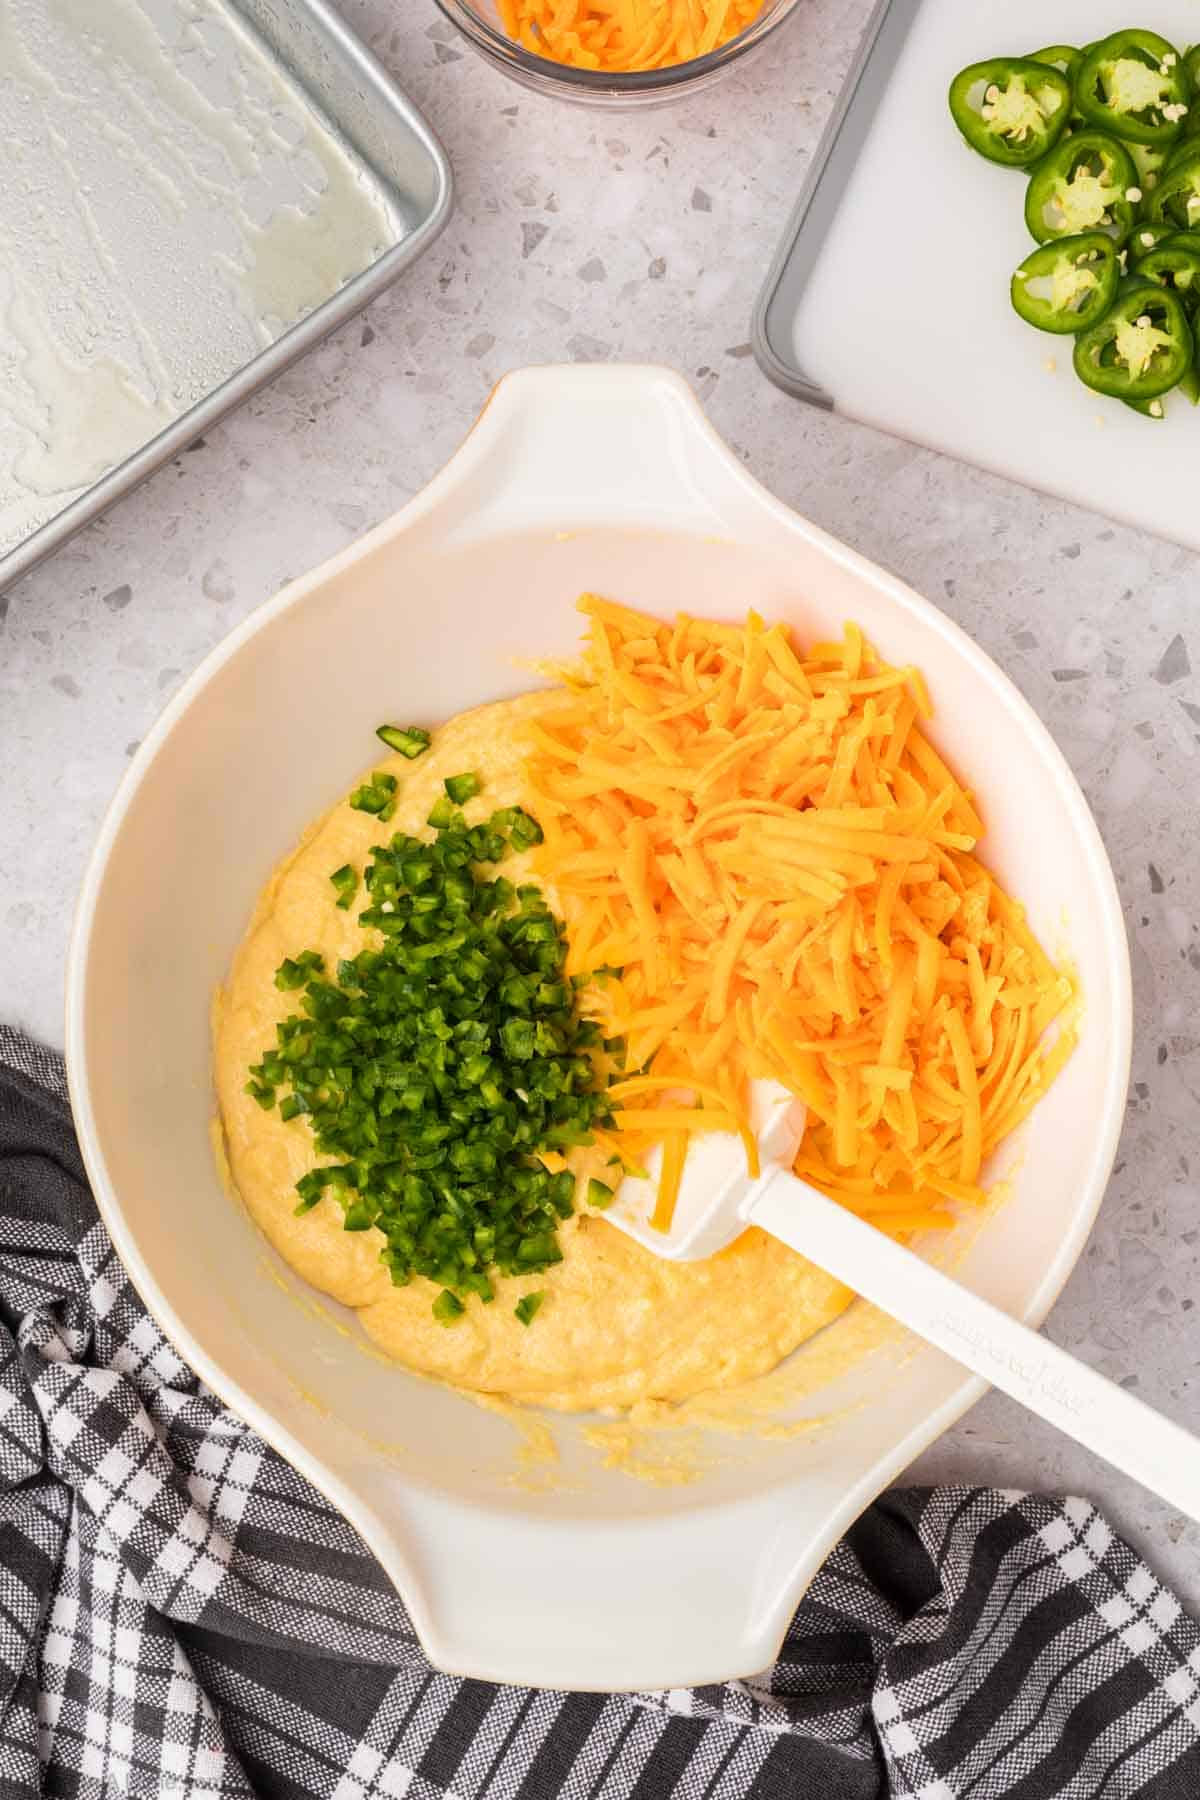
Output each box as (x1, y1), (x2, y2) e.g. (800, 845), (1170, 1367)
(3, 1024), (1200, 1799)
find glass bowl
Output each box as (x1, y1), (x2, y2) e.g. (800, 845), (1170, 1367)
(431, 0), (804, 106)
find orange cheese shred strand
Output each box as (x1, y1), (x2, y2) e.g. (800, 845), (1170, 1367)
(944, 1007), (983, 1185)
(983, 1026), (1078, 1154)
(915, 934), (942, 1016)
(879, 944), (915, 1069)
(526, 597), (1075, 1245)
(609, 1107), (737, 1133)
(692, 1007), (739, 1077)
(651, 1131), (689, 1232)
(705, 896), (763, 1024)
(609, 1073), (734, 1112)
(833, 1067), (860, 1169)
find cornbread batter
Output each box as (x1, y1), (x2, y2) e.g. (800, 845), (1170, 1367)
(214, 693), (851, 1412)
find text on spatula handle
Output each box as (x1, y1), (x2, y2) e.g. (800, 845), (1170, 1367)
(932, 1312), (1089, 1419)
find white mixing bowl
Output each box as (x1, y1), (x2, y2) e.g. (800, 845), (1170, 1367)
(67, 364), (1131, 1691)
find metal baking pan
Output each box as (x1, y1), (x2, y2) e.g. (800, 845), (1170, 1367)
(751, 0), (914, 405)
(0, 0), (452, 589)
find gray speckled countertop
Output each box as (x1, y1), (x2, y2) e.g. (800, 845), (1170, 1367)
(4, 0), (1200, 1595)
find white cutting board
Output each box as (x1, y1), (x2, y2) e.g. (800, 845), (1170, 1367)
(791, 0), (1200, 550)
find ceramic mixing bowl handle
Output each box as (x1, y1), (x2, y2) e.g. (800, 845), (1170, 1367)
(410, 362), (799, 544)
(366, 1478), (861, 1691)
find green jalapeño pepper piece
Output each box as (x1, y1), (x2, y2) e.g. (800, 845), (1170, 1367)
(1073, 280), (1193, 399)
(1127, 141), (1169, 195)
(1030, 45), (1088, 129)
(1025, 132), (1138, 246)
(1148, 144), (1200, 232)
(1162, 135), (1200, 179)
(1129, 220), (1177, 257)
(1010, 233), (1119, 333)
(1074, 31), (1191, 147)
(949, 58), (1071, 167)
(1184, 45), (1200, 96)
(1132, 233), (1200, 313)
(1030, 45), (1081, 82)
(1127, 331), (1199, 411)
(1137, 360), (1200, 409)
(1177, 58), (1200, 145)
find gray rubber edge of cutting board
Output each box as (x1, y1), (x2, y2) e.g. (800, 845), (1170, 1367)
(752, 0), (925, 407)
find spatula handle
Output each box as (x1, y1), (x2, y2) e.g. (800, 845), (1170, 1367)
(748, 1168), (1200, 1522)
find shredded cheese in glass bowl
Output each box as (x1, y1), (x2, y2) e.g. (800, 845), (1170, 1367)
(433, 0), (803, 103)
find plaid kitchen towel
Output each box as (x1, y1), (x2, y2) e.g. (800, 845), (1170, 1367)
(3, 1025), (1200, 1800)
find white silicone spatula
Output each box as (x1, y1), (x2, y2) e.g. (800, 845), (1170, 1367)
(605, 1081), (1200, 1520)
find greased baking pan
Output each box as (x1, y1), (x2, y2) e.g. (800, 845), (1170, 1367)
(0, 0), (451, 587)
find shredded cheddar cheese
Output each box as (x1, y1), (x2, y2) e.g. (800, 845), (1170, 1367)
(526, 597), (1077, 1237)
(497, 0), (767, 72)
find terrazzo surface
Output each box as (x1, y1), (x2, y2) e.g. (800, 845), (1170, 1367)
(4, 0), (1200, 1595)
